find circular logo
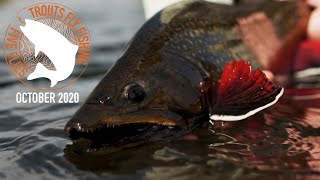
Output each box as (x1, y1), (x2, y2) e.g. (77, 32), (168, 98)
(4, 3), (91, 90)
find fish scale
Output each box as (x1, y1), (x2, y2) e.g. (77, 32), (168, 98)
(65, 0), (310, 150)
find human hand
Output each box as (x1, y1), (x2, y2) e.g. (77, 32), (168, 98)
(307, 0), (320, 40)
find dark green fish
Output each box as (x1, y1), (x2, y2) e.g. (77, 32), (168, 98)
(65, 0), (310, 150)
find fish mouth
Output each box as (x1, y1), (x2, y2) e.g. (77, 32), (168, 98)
(65, 122), (184, 152)
(64, 105), (205, 152)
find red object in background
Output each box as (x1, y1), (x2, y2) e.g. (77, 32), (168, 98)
(284, 88), (320, 108)
(294, 40), (320, 71)
(270, 40), (320, 74)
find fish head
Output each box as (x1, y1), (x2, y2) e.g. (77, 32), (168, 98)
(65, 45), (208, 150)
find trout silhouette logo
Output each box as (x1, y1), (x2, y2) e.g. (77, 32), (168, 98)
(4, 3), (91, 90)
(20, 19), (79, 87)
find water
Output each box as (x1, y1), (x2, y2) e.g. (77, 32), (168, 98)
(1, 0), (320, 179)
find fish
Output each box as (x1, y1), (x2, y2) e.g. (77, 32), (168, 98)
(64, 0), (310, 151)
(20, 19), (79, 87)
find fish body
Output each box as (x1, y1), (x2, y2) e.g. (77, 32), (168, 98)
(65, 0), (309, 150)
(20, 19), (79, 87)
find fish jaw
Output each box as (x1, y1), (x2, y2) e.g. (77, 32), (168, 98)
(64, 103), (196, 150)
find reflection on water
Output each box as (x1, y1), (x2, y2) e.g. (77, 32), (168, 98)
(62, 93), (320, 179)
(1, 0), (320, 179)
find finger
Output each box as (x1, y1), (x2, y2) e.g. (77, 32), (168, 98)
(307, 8), (320, 40)
(307, 0), (320, 7)
(263, 70), (275, 81)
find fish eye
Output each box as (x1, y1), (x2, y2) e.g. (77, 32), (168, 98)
(124, 83), (145, 103)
